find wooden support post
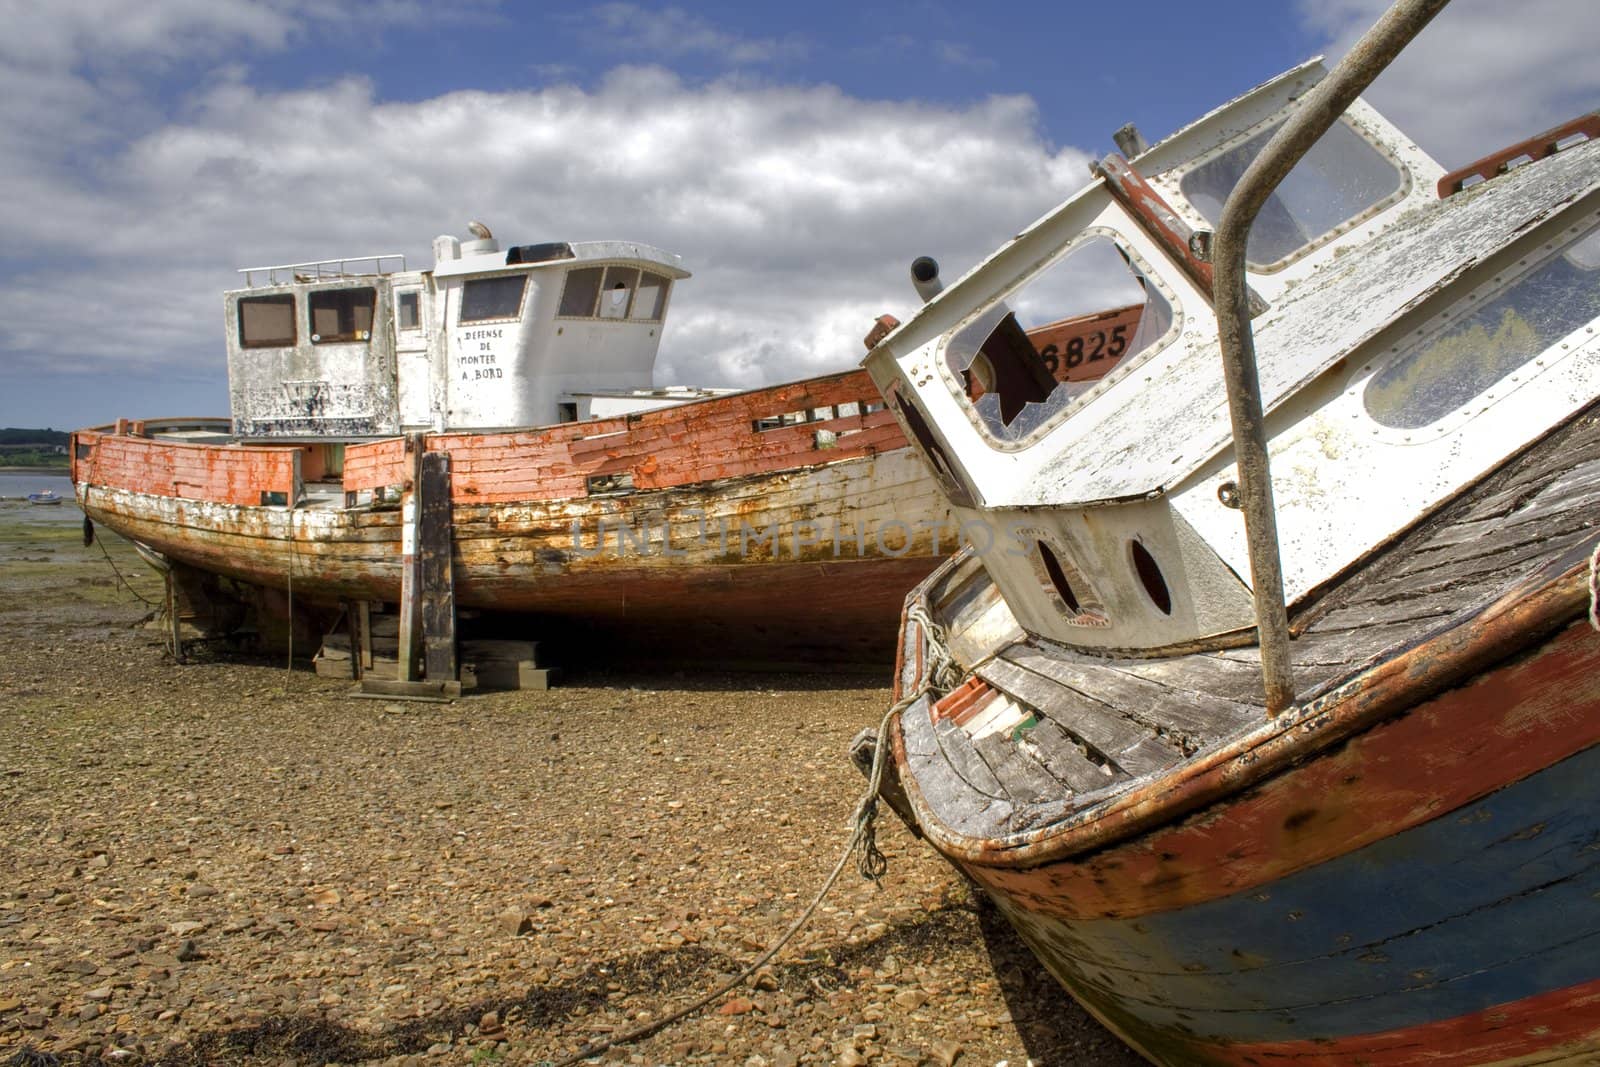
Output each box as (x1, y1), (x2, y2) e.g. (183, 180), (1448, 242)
(360, 441), (459, 703)
(343, 601), (364, 681)
(166, 568), (185, 665)
(358, 600), (373, 673)
(396, 435), (425, 682)
(418, 450), (457, 685)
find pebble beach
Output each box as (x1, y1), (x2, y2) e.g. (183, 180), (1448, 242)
(0, 505), (1143, 1066)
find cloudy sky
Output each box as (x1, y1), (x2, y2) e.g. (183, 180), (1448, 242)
(0, 0), (1595, 432)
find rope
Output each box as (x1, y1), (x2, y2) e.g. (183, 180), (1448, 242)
(547, 702), (906, 1067)
(94, 534), (158, 608)
(906, 600), (962, 693)
(1589, 539), (1600, 631)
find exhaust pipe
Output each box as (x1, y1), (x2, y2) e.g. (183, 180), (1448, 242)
(911, 256), (943, 303)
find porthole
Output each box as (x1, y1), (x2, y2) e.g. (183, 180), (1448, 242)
(1020, 530), (1108, 628)
(1037, 540), (1080, 613)
(1131, 540), (1173, 615)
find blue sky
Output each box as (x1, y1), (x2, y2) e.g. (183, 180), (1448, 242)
(0, 0), (1595, 432)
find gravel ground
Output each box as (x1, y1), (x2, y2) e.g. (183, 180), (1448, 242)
(0, 509), (1145, 1067)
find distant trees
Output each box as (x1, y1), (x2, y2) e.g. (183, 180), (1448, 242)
(0, 427), (69, 446)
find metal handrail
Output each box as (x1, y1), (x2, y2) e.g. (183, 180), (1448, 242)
(1213, 0), (1451, 714)
(238, 254), (408, 287)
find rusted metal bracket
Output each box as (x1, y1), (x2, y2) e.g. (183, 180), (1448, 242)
(1438, 112), (1600, 198)
(1092, 154), (1266, 316)
(1213, 0), (1452, 715)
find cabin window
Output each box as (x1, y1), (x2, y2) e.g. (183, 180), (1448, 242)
(460, 274), (527, 322)
(238, 294), (296, 348)
(310, 287), (376, 344)
(1179, 117), (1406, 270)
(890, 389), (973, 507)
(633, 271), (670, 321)
(599, 266), (639, 319)
(943, 232), (1178, 444)
(396, 290), (421, 330)
(558, 267), (604, 317)
(1365, 221), (1600, 429)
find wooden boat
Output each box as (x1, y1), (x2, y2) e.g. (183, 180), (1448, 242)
(854, 2), (1600, 1060)
(25, 490), (63, 506)
(72, 231), (964, 669)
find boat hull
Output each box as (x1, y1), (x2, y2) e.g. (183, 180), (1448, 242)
(79, 447), (949, 664)
(893, 574), (1600, 1064)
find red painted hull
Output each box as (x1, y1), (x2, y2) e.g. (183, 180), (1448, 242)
(74, 371), (955, 663)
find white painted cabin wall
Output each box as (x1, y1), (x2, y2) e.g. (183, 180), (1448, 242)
(1173, 205), (1600, 607)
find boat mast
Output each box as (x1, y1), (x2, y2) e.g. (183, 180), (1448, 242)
(1212, 0), (1451, 714)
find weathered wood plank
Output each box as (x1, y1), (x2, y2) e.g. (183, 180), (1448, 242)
(931, 720), (1009, 799)
(418, 450), (457, 686)
(1023, 717), (1122, 795)
(1001, 645), (1256, 744)
(975, 657), (1178, 777)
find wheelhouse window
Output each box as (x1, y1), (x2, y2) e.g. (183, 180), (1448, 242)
(558, 267), (603, 317)
(599, 266), (638, 319)
(1365, 221), (1600, 429)
(310, 287), (376, 344)
(943, 233), (1177, 443)
(1180, 117), (1406, 270)
(238, 294), (296, 348)
(396, 290), (421, 330)
(633, 271), (670, 321)
(460, 274), (528, 323)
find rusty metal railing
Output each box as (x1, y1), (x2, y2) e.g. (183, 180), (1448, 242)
(1213, 0), (1452, 714)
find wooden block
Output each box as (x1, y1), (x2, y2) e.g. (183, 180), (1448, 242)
(472, 664), (559, 691)
(314, 654), (355, 679)
(357, 677), (462, 700)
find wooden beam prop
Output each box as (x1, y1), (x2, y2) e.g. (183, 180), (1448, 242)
(418, 449), (457, 686)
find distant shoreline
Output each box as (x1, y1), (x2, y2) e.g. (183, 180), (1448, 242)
(0, 466), (70, 475)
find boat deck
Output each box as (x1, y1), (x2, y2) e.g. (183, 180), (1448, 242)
(904, 405), (1600, 842)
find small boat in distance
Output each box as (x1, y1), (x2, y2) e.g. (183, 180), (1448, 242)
(855, 0), (1600, 1060)
(26, 490), (63, 506)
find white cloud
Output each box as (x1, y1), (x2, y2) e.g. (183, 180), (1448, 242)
(0, 55), (1091, 420)
(1300, 0), (1600, 167)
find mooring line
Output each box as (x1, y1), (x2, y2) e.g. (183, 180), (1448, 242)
(546, 701), (907, 1067)
(93, 532), (158, 608)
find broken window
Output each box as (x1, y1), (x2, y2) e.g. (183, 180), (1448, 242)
(599, 266), (639, 320)
(310, 288), (376, 344)
(460, 274), (528, 322)
(558, 267), (603, 317)
(396, 290), (421, 330)
(1365, 221), (1600, 429)
(944, 233), (1176, 442)
(632, 272), (670, 321)
(1180, 117), (1406, 270)
(238, 294), (297, 348)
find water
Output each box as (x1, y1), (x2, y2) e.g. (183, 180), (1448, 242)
(0, 472), (81, 524)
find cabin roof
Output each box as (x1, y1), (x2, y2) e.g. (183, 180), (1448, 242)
(432, 239), (689, 279)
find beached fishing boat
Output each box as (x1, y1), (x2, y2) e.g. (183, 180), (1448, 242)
(72, 230), (966, 671)
(26, 490), (63, 506)
(853, 2), (1600, 1061)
